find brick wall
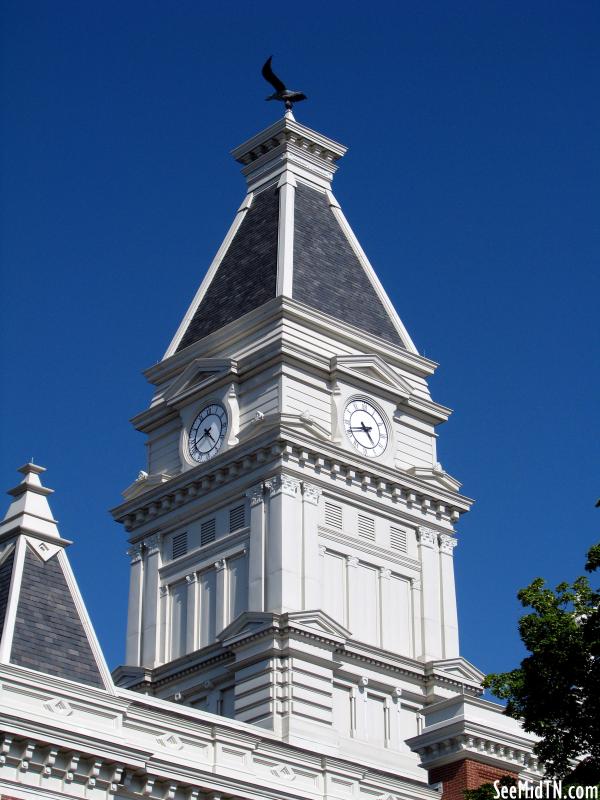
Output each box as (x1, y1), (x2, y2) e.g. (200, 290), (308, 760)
(430, 759), (519, 800)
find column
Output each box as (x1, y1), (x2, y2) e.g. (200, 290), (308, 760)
(158, 585), (168, 663)
(245, 482), (266, 611)
(264, 474), (302, 612)
(125, 542), (143, 665)
(214, 559), (228, 634)
(186, 573), (198, 653)
(439, 533), (459, 658)
(141, 534), (161, 667)
(411, 577), (422, 660)
(417, 527), (442, 661)
(301, 482), (321, 609)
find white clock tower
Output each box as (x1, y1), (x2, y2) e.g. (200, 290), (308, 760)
(111, 110), (481, 775)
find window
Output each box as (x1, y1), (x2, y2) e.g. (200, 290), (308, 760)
(172, 531), (188, 560)
(390, 527), (407, 552)
(325, 501), (343, 529)
(229, 504), (245, 532)
(358, 514), (375, 542)
(200, 518), (216, 546)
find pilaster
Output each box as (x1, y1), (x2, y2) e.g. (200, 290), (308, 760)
(301, 482), (321, 609)
(185, 573), (198, 653)
(439, 534), (459, 658)
(417, 527), (442, 662)
(214, 559), (227, 634)
(264, 475), (302, 613)
(125, 542), (143, 665)
(245, 482), (266, 612)
(141, 534), (161, 667)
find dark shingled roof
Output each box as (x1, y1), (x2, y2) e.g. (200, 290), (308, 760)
(10, 547), (104, 688)
(292, 184), (403, 346)
(175, 181), (404, 351)
(0, 547), (15, 642)
(177, 186), (279, 351)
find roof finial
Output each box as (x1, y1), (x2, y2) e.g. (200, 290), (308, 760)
(261, 56), (307, 112)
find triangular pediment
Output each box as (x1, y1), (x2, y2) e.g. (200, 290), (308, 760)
(163, 358), (238, 406)
(407, 465), (462, 492)
(284, 610), (351, 641)
(428, 657), (485, 687)
(330, 354), (413, 400)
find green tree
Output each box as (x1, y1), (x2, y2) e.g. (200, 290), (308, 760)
(483, 543), (600, 781)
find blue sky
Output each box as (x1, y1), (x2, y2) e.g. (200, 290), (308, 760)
(1, 1), (598, 680)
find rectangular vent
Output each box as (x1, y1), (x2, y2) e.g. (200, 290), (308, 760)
(390, 527), (408, 552)
(324, 502), (343, 529)
(358, 514), (376, 541)
(172, 531), (188, 560)
(229, 504), (245, 533)
(200, 518), (216, 546)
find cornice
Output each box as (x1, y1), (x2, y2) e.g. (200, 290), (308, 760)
(112, 429), (472, 535)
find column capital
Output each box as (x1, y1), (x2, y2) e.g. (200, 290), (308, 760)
(159, 584), (168, 597)
(214, 558), (227, 572)
(185, 573), (198, 584)
(301, 482), (322, 505)
(318, 545), (327, 557)
(439, 533), (458, 554)
(265, 474), (300, 498)
(347, 556), (359, 568)
(245, 482), (265, 507)
(417, 527), (438, 548)
(145, 534), (161, 555)
(127, 542), (143, 564)
(380, 567), (392, 580)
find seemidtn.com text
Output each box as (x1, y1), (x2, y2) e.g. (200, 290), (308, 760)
(494, 781), (599, 800)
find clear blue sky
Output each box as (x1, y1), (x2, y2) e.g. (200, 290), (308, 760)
(1, 1), (598, 680)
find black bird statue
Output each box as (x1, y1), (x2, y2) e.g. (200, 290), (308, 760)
(261, 56), (307, 110)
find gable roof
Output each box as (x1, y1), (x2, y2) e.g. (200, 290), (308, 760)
(165, 113), (417, 358)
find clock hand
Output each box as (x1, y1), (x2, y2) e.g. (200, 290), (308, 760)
(204, 427), (215, 443)
(348, 426), (372, 432)
(360, 421), (374, 444)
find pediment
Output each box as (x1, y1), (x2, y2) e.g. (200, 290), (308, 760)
(284, 610), (351, 641)
(330, 355), (413, 400)
(163, 358), (238, 406)
(122, 471), (172, 501)
(407, 465), (462, 492)
(428, 657), (485, 686)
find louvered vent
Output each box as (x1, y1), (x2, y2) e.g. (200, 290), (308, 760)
(358, 514), (376, 541)
(229, 504), (246, 532)
(390, 527), (408, 552)
(172, 532), (188, 560)
(324, 502), (343, 529)
(200, 518), (216, 546)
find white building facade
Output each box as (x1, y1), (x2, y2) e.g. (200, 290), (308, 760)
(0, 112), (540, 800)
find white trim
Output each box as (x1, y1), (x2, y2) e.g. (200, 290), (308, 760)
(0, 536), (25, 663)
(163, 192), (254, 359)
(327, 191), (419, 354)
(276, 171), (296, 297)
(56, 548), (116, 694)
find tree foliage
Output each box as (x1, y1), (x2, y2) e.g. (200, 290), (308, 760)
(483, 543), (600, 780)
(463, 775), (517, 800)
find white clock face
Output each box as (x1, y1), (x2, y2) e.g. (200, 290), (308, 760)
(344, 399), (388, 458)
(188, 403), (228, 463)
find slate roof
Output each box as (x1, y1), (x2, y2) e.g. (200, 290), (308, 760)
(173, 179), (406, 353)
(0, 547), (15, 642)
(177, 186), (279, 352)
(10, 547), (104, 688)
(293, 184), (404, 346)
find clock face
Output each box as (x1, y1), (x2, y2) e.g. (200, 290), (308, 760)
(344, 399), (388, 458)
(188, 403), (228, 463)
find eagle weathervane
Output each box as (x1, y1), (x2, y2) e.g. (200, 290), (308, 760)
(261, 56), (307, 111)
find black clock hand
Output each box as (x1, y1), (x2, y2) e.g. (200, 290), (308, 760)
(348, 426), (372, 432)
(360, 421), (374, 444)
(204, 427), (215, 443)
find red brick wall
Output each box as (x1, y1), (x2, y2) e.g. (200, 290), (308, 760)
(430, 759), (519, 800)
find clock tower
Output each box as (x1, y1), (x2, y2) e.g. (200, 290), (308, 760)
(112, 110), (480, 774)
